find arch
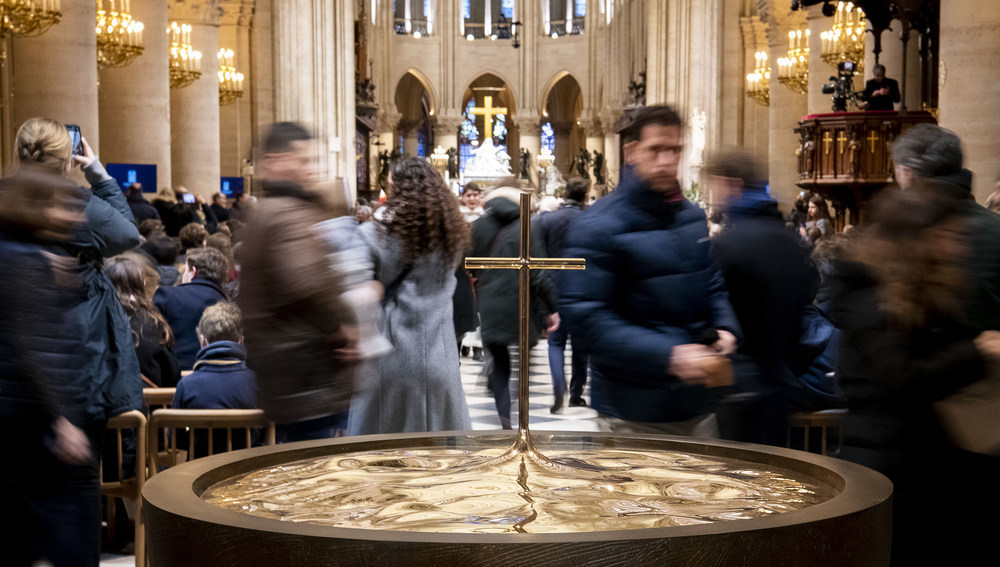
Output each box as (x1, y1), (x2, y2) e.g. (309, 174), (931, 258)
(461, 71), (518, 114)
(394, 67), (438, 116)
(538, 70), (579, 117)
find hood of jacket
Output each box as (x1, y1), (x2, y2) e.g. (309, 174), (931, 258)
(193, 340), (247, 370)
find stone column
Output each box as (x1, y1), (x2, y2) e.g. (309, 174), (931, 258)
(807, 4), (832, 114)
(601, 113), (620, 189)
(218, 0), (254, 180)
(170, 1), (223, 199)
(272, 0), (356, 197)
(12, 0), (101, 160)
(517, 115), (541, 187)
(433, 114), (463, 152)
(764, 6), (808, 209)
(400, 120), (421, 158)
(939, 0), (1000, 201)
(98, 0), (171, 191)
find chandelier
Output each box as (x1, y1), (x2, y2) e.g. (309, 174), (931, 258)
(777, 29), (809, 95)
(745, 51), (770, 107)
(217, 48), (244, 105)
(168, 21), (201, 89)
(96, 0), (144, 68)
(0, 0), (62, 64)
(820, 1), (865, 73)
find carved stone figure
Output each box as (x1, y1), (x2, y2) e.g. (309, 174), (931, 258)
(519, 148), (531, 179)
(447, 147), (459, 178)
(592, 151), (605, 185)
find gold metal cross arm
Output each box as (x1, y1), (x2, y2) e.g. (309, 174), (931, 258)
(464, 192), (585, 453)
(469, 95), (508, 140)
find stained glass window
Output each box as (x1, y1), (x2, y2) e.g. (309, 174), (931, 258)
(541, 122), (555, 152)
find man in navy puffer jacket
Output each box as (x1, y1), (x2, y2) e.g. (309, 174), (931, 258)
(559, 105), (741, 437)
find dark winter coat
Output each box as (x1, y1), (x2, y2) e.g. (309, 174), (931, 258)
(238, 181), (357, 425)
(154, 277), (228, 370)
(559, 169), (741, 423)
(130, 311), (181, 387)
(126, 191), (160, 224)
(470, 193), (556, 346)
(65, 163), (143, 423)
(535, 199), (584, 291)
(172, 340), (259, 457)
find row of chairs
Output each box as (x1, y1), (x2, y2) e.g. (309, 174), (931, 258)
(102, 387), (275, 567)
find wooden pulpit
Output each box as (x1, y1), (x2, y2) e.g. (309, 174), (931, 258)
(795, 110), (937, 227)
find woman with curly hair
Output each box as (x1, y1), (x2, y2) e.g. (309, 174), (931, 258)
(347, 157), (472, 434)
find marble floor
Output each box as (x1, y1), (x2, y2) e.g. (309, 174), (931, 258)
(93, 341), (594, 566)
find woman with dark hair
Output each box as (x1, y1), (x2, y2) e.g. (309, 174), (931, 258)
(105, 255), (181, 387)
(347, 157), (472, 434)
(803, 194), (833, 237)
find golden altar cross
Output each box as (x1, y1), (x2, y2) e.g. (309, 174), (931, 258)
(465, 192), (585, 462)
(837, 131), (848, 154)
(822, 131), (833, 155)
(867, 130), (879, 153)
(470, 95), (507, 141)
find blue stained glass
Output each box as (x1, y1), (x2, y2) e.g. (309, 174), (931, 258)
(463, 0), (471, 19)
(493, 113), (507, 141)
(424, 0), (431, 18)
(541, 122), (555, 152)
(501, 0), (514, 18)
(417, 129), (427, 157)
(575, 0), (586, 16)
(460, 119), (478, 141)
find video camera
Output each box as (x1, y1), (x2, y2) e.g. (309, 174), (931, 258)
(821, 61), (862, 112)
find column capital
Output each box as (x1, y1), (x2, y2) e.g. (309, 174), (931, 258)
(220, 0), (254, 27)
(377, 110), (402, 134)
(549, 121), (575, 135)
(741, 15), (768, 53)
(433, 114), (465, 135)
(169, 0), (225, 26)
(398, 118), (423, 136)
(581, 118), (604, 138)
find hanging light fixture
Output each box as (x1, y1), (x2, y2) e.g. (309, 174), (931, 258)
(745, 51), (770, 107)
(0, 0), (62, 64)
(168, 21), (201, 89)
(777, 29), (809, 95)
(96, 0), (144, 68)
(217, 48), (244, 105)
(820, 1), (865, 73)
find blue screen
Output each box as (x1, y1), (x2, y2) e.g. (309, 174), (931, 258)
(107, 163), (157, 193)
(220, 177), (244, 197)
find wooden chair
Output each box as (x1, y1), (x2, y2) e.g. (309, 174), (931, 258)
(101, 410), (147, 567)
(142, 387), (175, 412)
(146, 409), (275, 476)
(786, 409), (847, 456)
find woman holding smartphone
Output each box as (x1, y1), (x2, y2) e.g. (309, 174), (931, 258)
(11, 117), (141, 565)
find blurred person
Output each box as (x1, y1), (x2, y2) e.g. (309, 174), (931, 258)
(230, 192), (252, 220)
(154, 247), (229, 370)
(559, 105), (741, 437)
(177, 221), (208, 263)
(355, 203), (373, 223)
(125, 182), (159, 223)
(347, 157), (472, 435)
(238, 122), (359, 442)
(471, 180), (559, 429)
(537, 195), (560, 214)
(140, 235), (181, 287)
(459, 182), (484, 222)
(786, 190), (811, 229)
(171, 302), (258, 457)
(830, 187), (1000, 565)
(153, 187), (196, 237)
(706, 150), (816, 445)
(892, 123), (1000, 332)
(802, 194), (833, 238)
(137, 218), (164, 239)
(207, 232), (240, 298)
(210, 192), (232, 223)
(7, 118), (142, 565)
(535, 176), (591, 413)
(985, 189), (1000, 214)
(106, 255), (181, 387)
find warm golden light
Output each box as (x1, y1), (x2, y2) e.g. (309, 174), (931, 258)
(217, 47), (244, 105)
(746, 50), (770, 106)
(0, 0), (62, 63)
(95, 0), (144, 68)
(168, 21), (202, 89)
(778, 28), (809, 95)
(821, 2), (865, 73)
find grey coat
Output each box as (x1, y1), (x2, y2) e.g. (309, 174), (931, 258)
(347, 222), (471, 435)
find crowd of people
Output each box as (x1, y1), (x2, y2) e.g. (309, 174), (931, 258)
(4, 107), (1000, 564)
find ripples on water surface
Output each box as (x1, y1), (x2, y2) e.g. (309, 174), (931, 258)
(202, 444), (836, 534)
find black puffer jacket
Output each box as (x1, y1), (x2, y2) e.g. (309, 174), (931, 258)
(470, 191), (556, 346)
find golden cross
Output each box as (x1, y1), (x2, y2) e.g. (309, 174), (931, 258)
(822, 131), (833, 155)
(465, 192), (585, 460)
(837, 131), (848, 154)
(469, 95), (507, 141)
(867, 130), (879, 153)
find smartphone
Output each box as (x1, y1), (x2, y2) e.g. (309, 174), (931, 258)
(182, 193), (196, 204)
(65, 124), (83, 156)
